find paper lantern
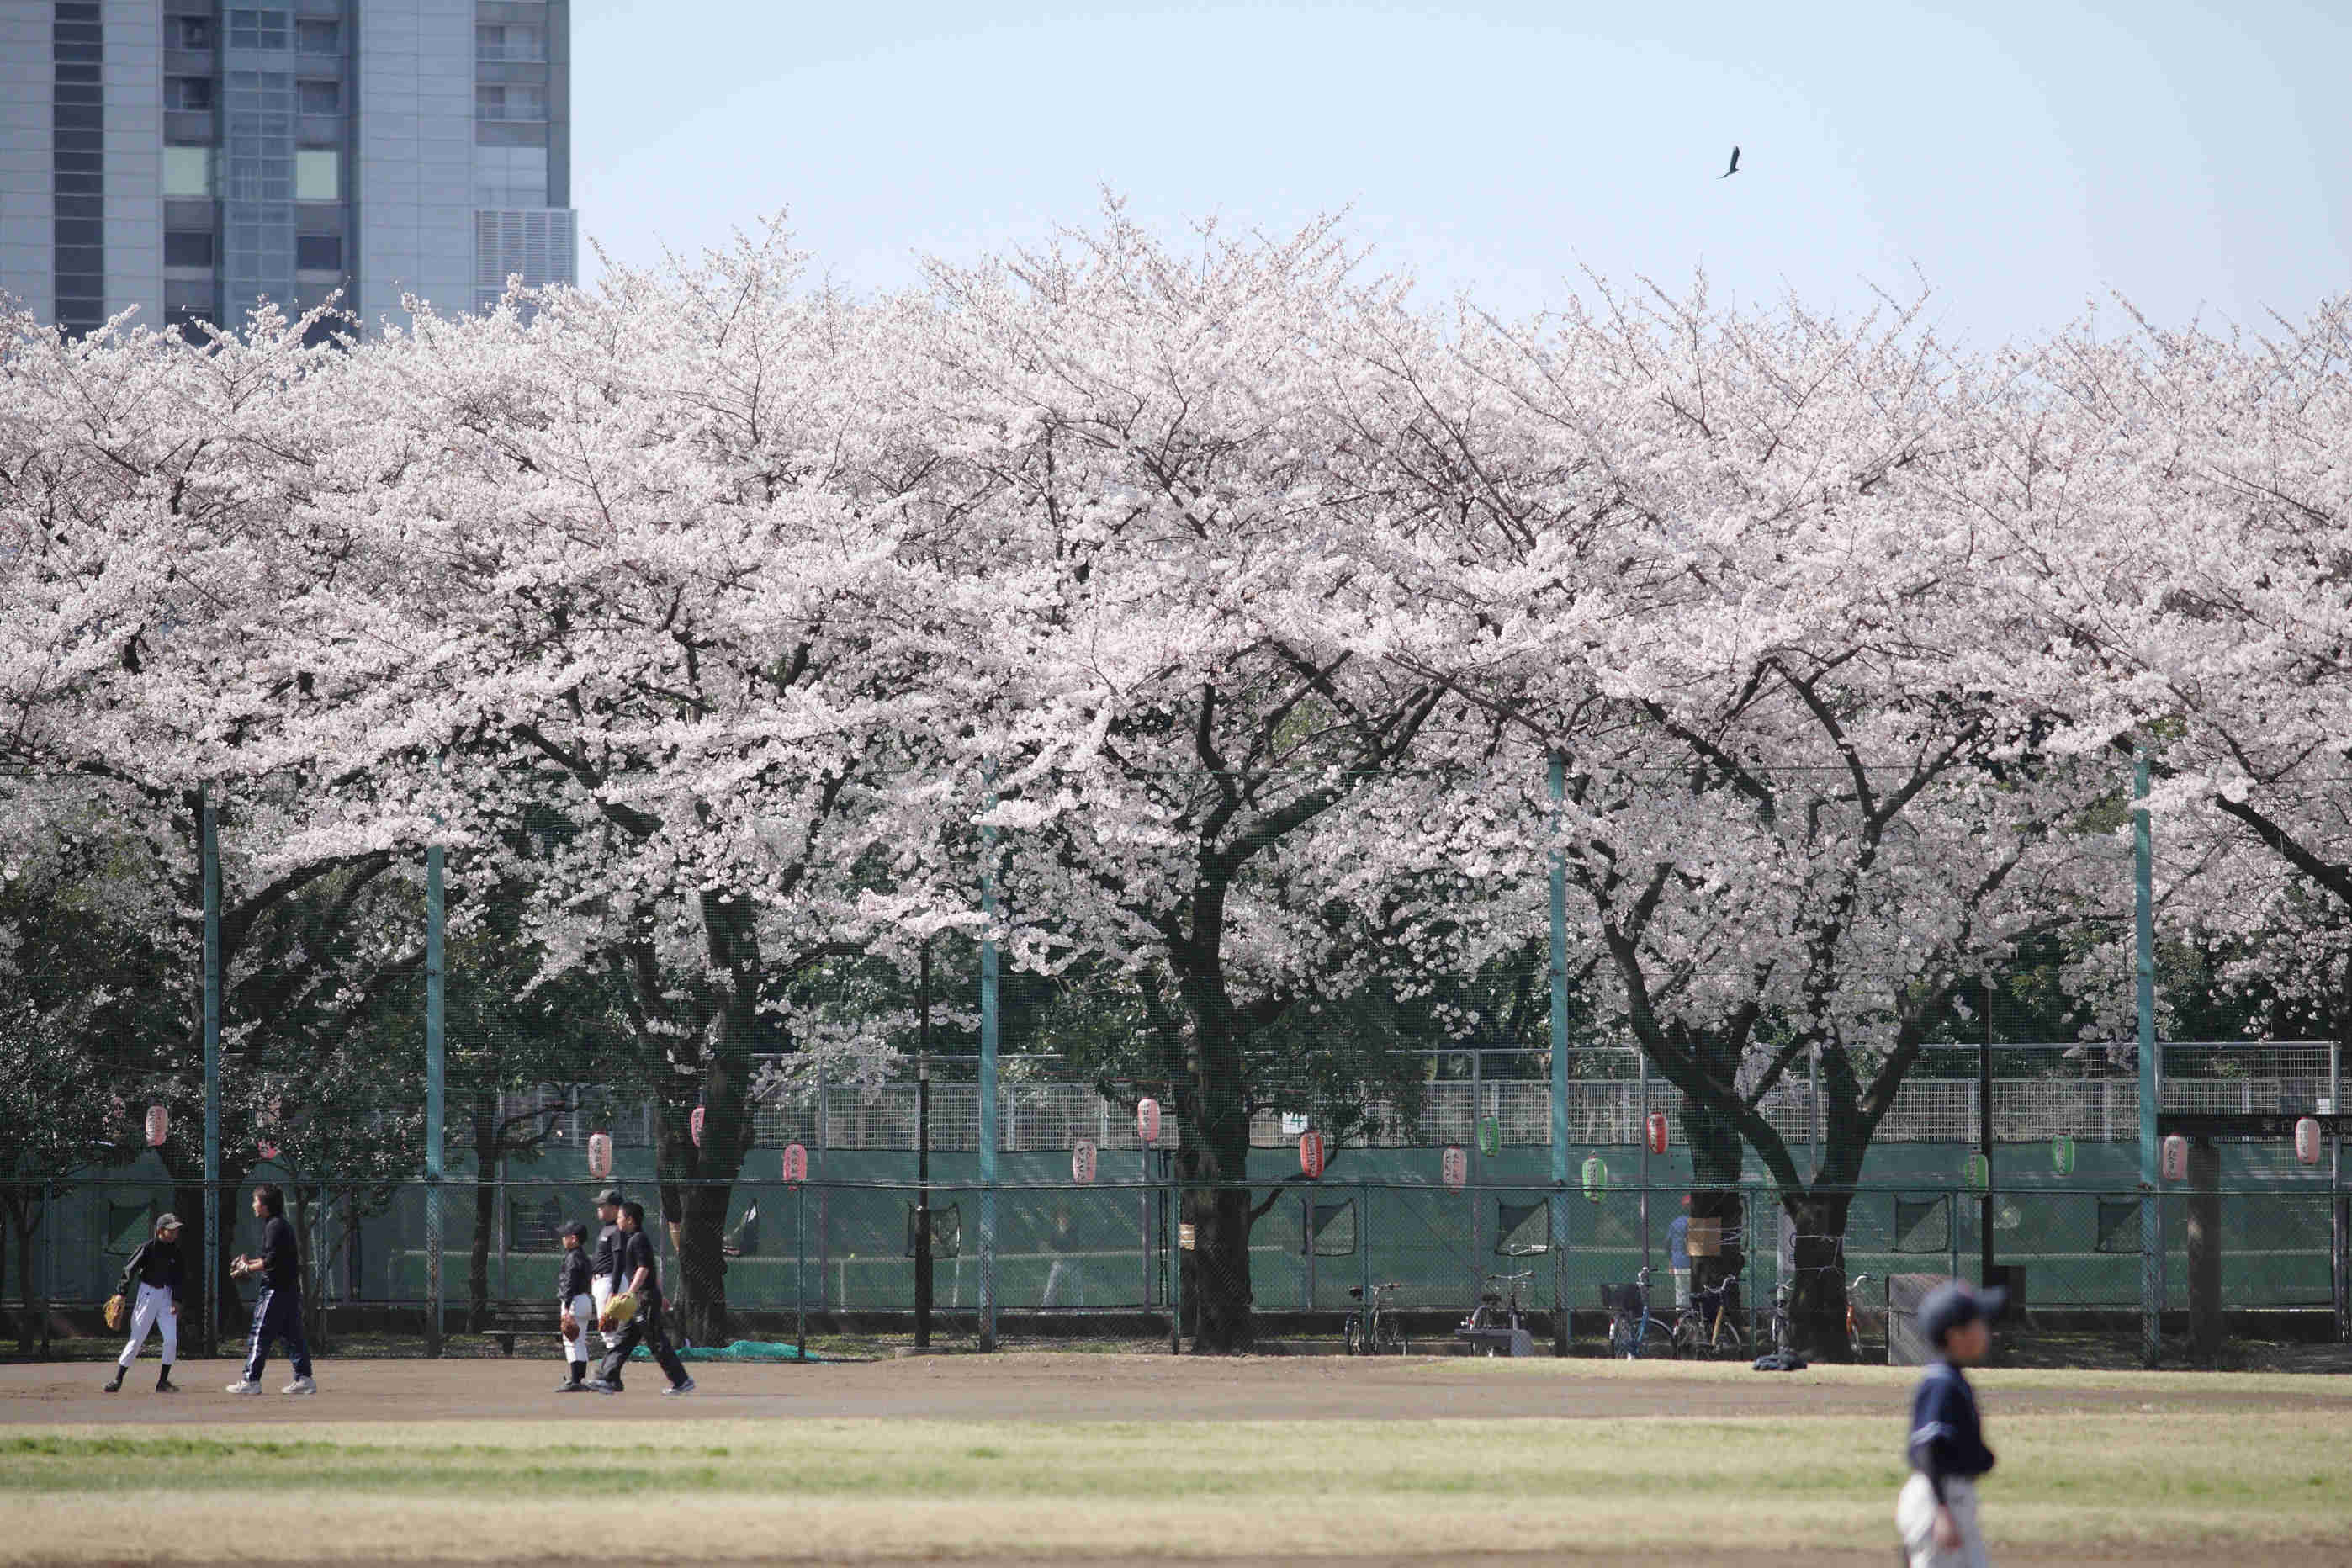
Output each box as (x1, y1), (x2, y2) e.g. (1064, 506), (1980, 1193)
(1476, 1116), (1500, 1157)
(1645, 1111), (1669, 1156)
(1581, 1153), (1608, 1200)
(690, 1105), (705, 1148)
(1440, 1146), (1467, 1190)
(2162, 1135), (2188, 1183)
(257, 1140), (278, 1163)
(1963, 1152), (1989, 1192)
(781, 1142), (808, 1184)
(2295, 1117), (2322, 1167)
(587, 1131), (612, 1179)
(1072, 1141), (1098, 1184)
(144, 1105), (168, 1148)
(1136, 1097), (1162, 1147)
(1298, 1130), (1327, 1179)
(2050, 1135), (2075, 1177)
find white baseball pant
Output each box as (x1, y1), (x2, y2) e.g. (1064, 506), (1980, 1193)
(116, 1282), (178, 1368)
(564, 1292), (596, 1366)
(1897, 1473), (1989, 1568)
(591, 1278), (619, 1353)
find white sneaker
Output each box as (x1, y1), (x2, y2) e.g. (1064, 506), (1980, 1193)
(661, 1377), (696, 1396)
(282, 1376), (317, 1396)
(225, 1379), (263, 1396)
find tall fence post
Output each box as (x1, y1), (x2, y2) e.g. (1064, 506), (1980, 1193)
(201, 787), (222, 1357)
(425, 840), (445, 1358)
(1548, 750), (1571, 1356)
(2134, 751), (2161, 1364)
(2332, 1035), (2345, 1343)
(978, 770), (999, 1353)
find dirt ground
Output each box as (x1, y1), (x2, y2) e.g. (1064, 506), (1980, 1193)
(3, 1347), (2345, 1425)
(3, 1354), (2346, 1567)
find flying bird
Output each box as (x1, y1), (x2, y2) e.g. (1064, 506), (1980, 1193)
(1721, 146), (1741, 178)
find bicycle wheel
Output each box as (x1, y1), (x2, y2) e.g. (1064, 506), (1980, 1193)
(1608, 1316), (1632, 1359)
(1373, 1312), (1402, 1355)
(1344, 1316), (1364, 1357)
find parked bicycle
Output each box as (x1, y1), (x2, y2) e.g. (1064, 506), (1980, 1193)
(1457, 1269), (1534, 1355)
(1846, 1272), (1880, 1362)
(1605, 1265), (1678, 1359)
(1671, 1274), (1745, 1359)
(1346, 1280), (1405, 1355)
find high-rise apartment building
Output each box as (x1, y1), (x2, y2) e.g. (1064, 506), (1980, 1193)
(0, 0), (576, 340)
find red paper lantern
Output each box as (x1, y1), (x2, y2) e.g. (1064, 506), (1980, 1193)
(1440, 1146), (1467, 1190)
(1136, 1097), (1162, 1147)
(2295, 1117), (2322, 1167)
(1299, 1130), (1327, 1179)
(1072, 1141), (1098, 1184)
(587, 1131), (613, 1179)
(1645, 1111), (1669, 1156)
(690, 1105), (705, 1148)
(781, 1142), (808, 1184)
(257, 1140), (278, 1163)
(2161, 1135), (2188, 1183)
(144, 1106), (169, 1148)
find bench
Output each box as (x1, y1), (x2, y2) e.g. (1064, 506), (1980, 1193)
(474, 1308), (564, 1357)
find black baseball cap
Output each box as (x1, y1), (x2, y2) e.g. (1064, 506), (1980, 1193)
(596, 1188), (624, 1207)
(561, 1221), (589, 1242)
(1917, 1279), (2008, 1344)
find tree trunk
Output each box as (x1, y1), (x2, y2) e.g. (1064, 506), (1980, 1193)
(469, 1105), (497, 1332)
(1679, 1087), (1747, 1312)
(11, 1211), (34, 1359)
(1171, 961), (1258, 1353)
(1784, 1188), (1855, 1360)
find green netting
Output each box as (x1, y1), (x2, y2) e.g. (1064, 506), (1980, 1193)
(632, 1340), (831, 1362)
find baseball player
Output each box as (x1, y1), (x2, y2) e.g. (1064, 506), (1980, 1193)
(225, 1183), (316, 1396)
(555, 1221), (593, 1391)
(105, 1213), (184, 1394)
(588, 1188), (627, 1383)
(1897, 1279), (2005, 1567)
(585, 1200), (694, 1396)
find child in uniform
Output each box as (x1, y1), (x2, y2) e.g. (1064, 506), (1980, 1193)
(1898, 1279), (2005, 1567)
(555, 1220), (593, 1391)
(105, 1213), (184, 1394)
(585, 1200), (694, 1396)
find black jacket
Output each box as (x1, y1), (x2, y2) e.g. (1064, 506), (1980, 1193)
(119, 1238), (183, 1296)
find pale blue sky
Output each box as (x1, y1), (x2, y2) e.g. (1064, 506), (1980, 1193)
(570, 0), (2349, 344)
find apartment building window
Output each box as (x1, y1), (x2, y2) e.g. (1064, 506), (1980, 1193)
(172, 15), (212, 49)
(475, 84), (547, 121)
(295, 235), (342, 271)
(163, 146), (215, 198)
(297, 79), (338, 114)
(475, 24), (546, 61)
(294, 19), (339, 54)
(226, 9), (289, 50)
(294, 148), (339, 201)
(165, 230), (215, 268)
(165, 76), (215, 110)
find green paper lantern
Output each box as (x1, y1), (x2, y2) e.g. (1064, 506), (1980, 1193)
(1476, 1116), (1500, 1157)
(2050, 1134), (2075, 1177)
(1581, 1153), (1608, 1201)
(1963, 1152), (1989, 1192)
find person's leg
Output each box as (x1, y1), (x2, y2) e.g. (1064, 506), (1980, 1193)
(1896, 1472), (1973, 1568)
(242, 1288), (277, 1384)
(645, 1303), (690, 1387)
(595, 1312), (644, 1385)
(281, 1294), (313, 1381)
(118, 1285), (159, 1369)
(1944, 1478), (1989, 1568)
(156, 1292), (178, 1380)
(563, 1293), (592, 1384)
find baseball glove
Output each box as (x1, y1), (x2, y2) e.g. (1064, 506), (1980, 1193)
(599, 1292), (638, 1332)
(560, 1310), (580, 1342)
(228, 1258), (252, 1279)
(103, 1294), (126, 1332)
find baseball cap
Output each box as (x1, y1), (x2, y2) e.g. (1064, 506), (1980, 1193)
(561, 1221), (589, 1242)
(156, 1213), (182, 1232)
(1917, 1279), (2008, 1344)
(596, 1188), (625, 1207)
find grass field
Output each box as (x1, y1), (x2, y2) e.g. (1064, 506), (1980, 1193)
(1, 1354), (2347, 1565)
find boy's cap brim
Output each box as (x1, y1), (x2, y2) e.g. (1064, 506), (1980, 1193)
(596, 1189), (625, 1206)
(156, 1214), (182, 1231)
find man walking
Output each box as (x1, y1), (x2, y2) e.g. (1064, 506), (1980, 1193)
(586, 1200), (693, 1397)
(225, 1184), (315, 1396)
